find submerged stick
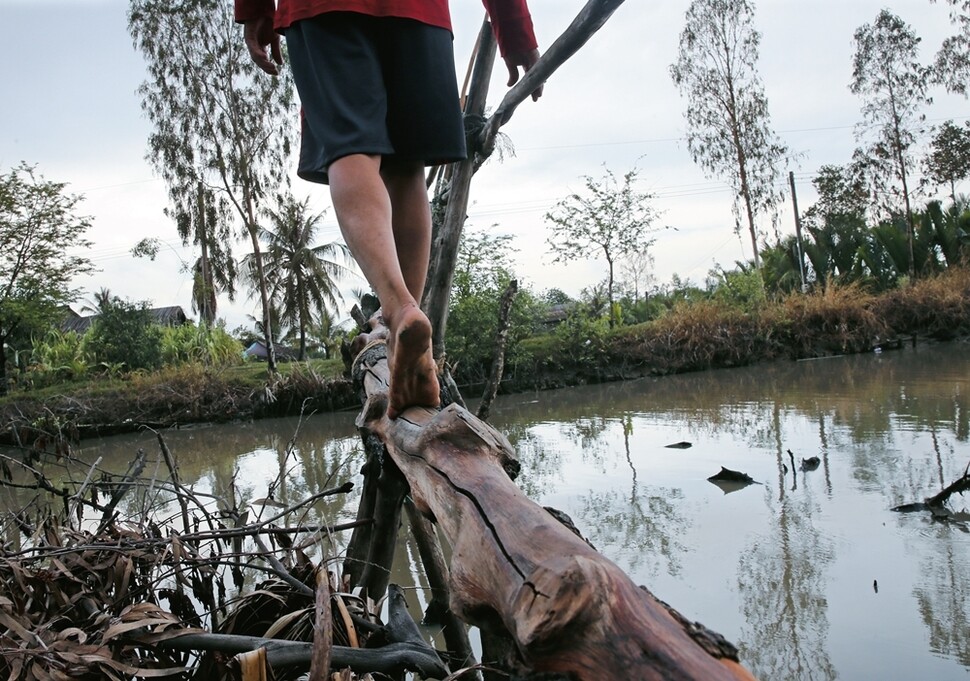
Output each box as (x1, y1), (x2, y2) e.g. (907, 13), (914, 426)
(927, 460), (970, 508)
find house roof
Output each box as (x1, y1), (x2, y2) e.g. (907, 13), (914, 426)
(243, 340), (299, 361)
(61, 306), (189, 334)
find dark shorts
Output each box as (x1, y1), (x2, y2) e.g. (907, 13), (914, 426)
(284, 12), (467, 184)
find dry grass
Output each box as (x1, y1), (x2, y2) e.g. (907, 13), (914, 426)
(873, 267), (970, 340)
(607, 268), (970, 376)
(779, 282), (887, 358)
(611, 301), (785, 374)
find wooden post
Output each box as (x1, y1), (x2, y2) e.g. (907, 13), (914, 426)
(789, 171), (807, 292)
(424, 19), (498, 360)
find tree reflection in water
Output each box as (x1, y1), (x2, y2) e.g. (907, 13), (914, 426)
(736, 490), (836, 681)
(913, 528), (970, 667)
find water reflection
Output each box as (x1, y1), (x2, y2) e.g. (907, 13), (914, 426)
(2, 343), (969, 678)
(737, 490), (836, 681)
(913, 528), (970, 667)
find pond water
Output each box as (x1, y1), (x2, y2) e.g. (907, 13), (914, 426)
(6, 341), (970, 680)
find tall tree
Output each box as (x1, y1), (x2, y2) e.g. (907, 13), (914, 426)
(923, 120), (970, 201)
(931, 0), (970, 95)
(129, 0), (296, 370)
(0, 164), (95, 395)
(544, 167), (659, 328)
(803, 164), (870, 230)
(669, 0), (789, 268)
(850, 9), (931, 277)
(245, 195), (353, 361)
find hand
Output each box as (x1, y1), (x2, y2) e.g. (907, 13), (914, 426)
(244, 15), (283, 76)
(503, 48), (543, 101)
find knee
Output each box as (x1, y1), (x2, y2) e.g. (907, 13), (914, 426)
(380, 158), (426, 188)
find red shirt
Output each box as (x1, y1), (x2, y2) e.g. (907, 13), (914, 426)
(235, 0), (537, 57)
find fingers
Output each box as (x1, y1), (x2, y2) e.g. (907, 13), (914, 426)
(506, 60), (520, 88)
(503, 49), (544, 101)
(244, 17), (281, 76)
(270, 35), (283, 67)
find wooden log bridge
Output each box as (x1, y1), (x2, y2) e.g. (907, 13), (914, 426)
(346, 320), (757, 681)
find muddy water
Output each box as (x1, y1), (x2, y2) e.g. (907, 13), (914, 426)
(11, 342), (970, 680)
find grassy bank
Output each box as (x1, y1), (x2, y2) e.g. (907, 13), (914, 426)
(507, 267), (970, 390)
(3, 268), (969, 444)
(0, 359), (354, 446)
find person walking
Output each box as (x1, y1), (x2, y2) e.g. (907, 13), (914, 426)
(236, 0), (542, 418)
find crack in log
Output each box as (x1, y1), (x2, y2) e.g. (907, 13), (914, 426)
(403, 448), (546, 600)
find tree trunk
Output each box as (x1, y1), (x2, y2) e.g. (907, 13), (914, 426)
(425, 0), (629, 358)
(478, 278), (518, 421)
(346, 321), (758, 681)
(424, 19), (498, 360)
(0, 337), (8, 397)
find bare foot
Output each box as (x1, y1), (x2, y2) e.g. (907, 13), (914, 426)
(386, 303), (440, 419)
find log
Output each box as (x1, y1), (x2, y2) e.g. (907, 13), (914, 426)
(349, 326), (757, 680)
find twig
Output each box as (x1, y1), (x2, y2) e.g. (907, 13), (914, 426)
(252, 532), (314, 598)
(309, 567), (333, 679)
(927, 460), (970, 508)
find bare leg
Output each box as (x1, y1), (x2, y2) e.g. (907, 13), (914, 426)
(328, 154), (439, 418)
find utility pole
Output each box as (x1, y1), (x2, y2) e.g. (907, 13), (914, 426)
(789, 171), (807, 292)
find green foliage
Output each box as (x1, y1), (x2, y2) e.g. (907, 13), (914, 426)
(931, 0), (970, 96)
(669, 0), (788, 267)
(545, 166), (660, 328)
(920, 200), (970, 268)
(0, 163), (96, 395)
(83, 298), (163, 373)
(924, 120), (970, 201)
(706, 264), (767, 311)
(446, 230), (542, 384)
(553, 309), (610, 365)
(759, 236), (805, 295)
(804, 164), (870, 229)
(543, 288), (574, 306)
(27, 330), (88, 387)
(243, 194), (353, 361)
(615, 294), (668, 325)
(160, 323), (243, 367)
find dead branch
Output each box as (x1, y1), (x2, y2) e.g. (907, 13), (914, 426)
(481, 0), (627, 151)
(927, 460), (970, 508)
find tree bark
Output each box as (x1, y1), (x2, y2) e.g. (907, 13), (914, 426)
(424, 19), (498, 360)
(348, 322), (758, 681)
(425, 0), (628, 359)
(478, 279), (518, 421)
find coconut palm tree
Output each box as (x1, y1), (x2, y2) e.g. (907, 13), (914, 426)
(81, 287), (115, 315)
(244, 195), (353, 360)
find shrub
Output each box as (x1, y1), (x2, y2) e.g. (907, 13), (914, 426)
(160, 323), (243, 367)
(554, 309), (611, 365)
(28, 329), (88, 386)
(82, 298), (162, 373)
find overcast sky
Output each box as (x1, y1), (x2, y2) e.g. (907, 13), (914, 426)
(2, 0), (968, 330)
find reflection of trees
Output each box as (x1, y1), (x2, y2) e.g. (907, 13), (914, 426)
(913, 529), (970, 666)
(737, 491), (836, 681)
(575, 485), (686, 577)
(491, 344), (970, 451)
(502, 425), (567, 499)
(559, 416), (612, 465)
(573, 414), (687, 577)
